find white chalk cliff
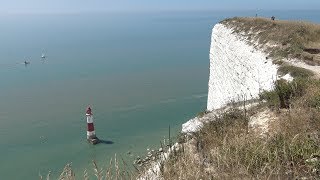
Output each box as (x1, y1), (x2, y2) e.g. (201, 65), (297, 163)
(206, 23), (278, 111)
(182, 23), (279, 133)
(145, 22), (283, 179)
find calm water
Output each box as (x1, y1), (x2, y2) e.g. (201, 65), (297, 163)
(0, 10), (319, 179)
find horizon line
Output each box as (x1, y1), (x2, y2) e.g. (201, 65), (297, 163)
(0, 8), (319, 15)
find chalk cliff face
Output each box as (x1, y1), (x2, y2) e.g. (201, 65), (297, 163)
(207, 24), (278, 111)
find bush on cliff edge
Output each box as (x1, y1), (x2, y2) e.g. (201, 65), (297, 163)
(162, 77), (320, 179)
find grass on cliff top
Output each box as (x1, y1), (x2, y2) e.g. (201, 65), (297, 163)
(221, 17), (320, 65)
(162, 77), (320, 179)
(43, 77), (320, 180)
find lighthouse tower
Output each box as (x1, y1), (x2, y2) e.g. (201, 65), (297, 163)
(86, 106), (99, 144)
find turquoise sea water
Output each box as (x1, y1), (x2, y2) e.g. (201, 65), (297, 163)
(0, 10), (319, 179)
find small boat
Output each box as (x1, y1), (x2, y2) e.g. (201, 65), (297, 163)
(41, 53), (46, 59)
(24, 61), (30, 65)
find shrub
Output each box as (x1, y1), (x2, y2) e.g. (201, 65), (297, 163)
(278, 65), (314, 78)
(308, 93), (320, 109)
(276, 80), (296, 108)
(260, 89), (280, 109)
(260, 79), (307, 109)
(162, 106), (320, 179)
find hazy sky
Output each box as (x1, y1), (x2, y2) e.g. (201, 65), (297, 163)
(1, 0), (319, 14)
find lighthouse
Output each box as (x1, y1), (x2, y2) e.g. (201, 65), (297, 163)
(86, 106), (99, 144)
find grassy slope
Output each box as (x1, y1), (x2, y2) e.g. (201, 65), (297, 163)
(47, 18), (320, 180)
(161, 18), (320, 179)
(221, 17), (320, 65)
(162, 69), (320, 180)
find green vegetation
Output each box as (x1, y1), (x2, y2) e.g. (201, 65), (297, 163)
(260, 78), (307, 109)
(278, 65), (314, 78)
(44, 17), (320, 179)
(149, 17), (320, 179)
(222, 17), (320, 65)
(161, 76), (320, 179)
(259, 65), (314, 109)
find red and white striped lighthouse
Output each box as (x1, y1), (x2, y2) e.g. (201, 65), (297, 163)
(86, 106), (99, 144)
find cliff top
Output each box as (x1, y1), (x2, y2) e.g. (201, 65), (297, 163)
(157, 17), (320, 179)
(221, 17), (320, 65)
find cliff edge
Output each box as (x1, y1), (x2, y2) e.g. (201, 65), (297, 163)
(207, 22), (277, 111)
(139, 17), (320, 180)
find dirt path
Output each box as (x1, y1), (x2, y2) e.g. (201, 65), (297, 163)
(249, 108), (278, 137)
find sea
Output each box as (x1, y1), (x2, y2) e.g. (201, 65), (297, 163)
(0, 10), (319, 179)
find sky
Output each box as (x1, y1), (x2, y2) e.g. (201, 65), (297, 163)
(0, 0), (319, 14)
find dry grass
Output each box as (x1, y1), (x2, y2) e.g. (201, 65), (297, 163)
(221, 17), (320, 65)
(43, 81), (320, 180)
(40, 154), (137, 180)
(81, 79), (319, 180)
(42, 17), (320, 180)
(161, 78), (320, 180)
